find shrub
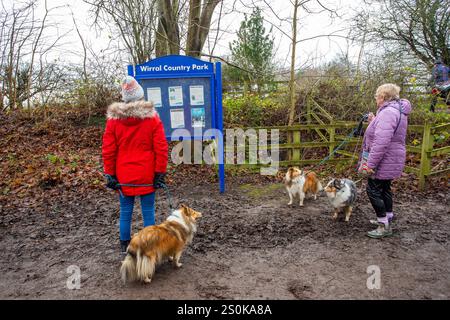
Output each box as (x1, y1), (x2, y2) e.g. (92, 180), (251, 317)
(223, 92), (289, 127)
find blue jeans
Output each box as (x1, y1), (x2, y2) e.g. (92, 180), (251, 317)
(119, 192), (155, 241)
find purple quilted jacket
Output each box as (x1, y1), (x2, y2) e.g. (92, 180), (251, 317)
(362, 99), (412, 180)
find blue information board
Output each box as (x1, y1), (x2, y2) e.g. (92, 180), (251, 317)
(128, 55), (225, 193)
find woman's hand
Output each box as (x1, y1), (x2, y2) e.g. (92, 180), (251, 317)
(153, 173), (166, 188)
(366, 167), (375, 175)
(105, 174), (120, 190)
(367, 112), (375, 123)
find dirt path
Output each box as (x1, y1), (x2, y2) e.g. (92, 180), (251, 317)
(1, 180), (449, 299)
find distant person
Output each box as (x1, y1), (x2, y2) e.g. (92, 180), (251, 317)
(358, 84), (411, 239)
(430, 58), (450, 112)
(102, 76), (168, 254)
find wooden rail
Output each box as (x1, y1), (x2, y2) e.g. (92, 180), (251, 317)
(225, 120), (449, 190)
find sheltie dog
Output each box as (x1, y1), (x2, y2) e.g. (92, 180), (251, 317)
(284, 167), (323, 206)
(120, 204), (202, 284)
(324, 178), (357, 222)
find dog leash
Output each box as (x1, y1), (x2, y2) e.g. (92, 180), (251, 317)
(113, 181), (175, 213)
(159, 183), (174, 212)
(303, 125), (363, 176)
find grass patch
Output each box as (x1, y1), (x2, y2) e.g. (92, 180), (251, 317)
(239, 182), (284, 198)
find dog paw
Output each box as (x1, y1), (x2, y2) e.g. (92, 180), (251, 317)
(143, 277), (152, 284)
(175, 262), (183, 268)
(332, 214), (338, 219)
(299, 203), (304, 207)
(168, 256), (173, 262)
(287, 201), (293, 205)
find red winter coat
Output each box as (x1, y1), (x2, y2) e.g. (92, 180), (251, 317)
(102, 100), (168, 196)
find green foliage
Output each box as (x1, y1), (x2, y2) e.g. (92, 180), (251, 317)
(433, 131), (449, 144)
(223, 92), (288, 127)
(46, 153), (65, 165)
(228, 7), (275, 92)
(408, 105), (450, 125)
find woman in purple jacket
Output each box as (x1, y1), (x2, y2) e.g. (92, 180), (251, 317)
(360, 83), (412, 239)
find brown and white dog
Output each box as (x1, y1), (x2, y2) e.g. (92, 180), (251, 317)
(284, 167), (323, 206)
(120, 204), (202, 284)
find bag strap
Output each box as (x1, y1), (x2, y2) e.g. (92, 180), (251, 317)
(390, 99), (405, 135)
(363, 100), (406, 150)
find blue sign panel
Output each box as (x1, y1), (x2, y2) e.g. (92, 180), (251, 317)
(128, 55), (225, 192)
(139, 77), (214, 139)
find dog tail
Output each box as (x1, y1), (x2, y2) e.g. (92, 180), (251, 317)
(120, 252), (137, 283)
(136, 249), (156, 282)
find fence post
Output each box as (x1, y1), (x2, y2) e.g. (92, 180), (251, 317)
(306, 97), (312, 127)
(328, 126), (335, 159)
(418, 122), (434, 190)
(292, 130), (301, 162)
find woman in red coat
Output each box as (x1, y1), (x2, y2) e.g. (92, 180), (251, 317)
(102, 76), (168, 254)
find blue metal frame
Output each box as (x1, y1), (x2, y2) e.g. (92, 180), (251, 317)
(215, 62), (225, 193)
(128, 55), (225, 193)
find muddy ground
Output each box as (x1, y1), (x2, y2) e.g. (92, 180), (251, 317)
(0, 178), (449, 300)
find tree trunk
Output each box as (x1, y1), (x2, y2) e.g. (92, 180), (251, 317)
(186, 0), (201, 56)
(155, 17), (168, 57)
(288, 0), (298, 126)
(157, 0), (180, 55)
(287, 0), (299, 161)
(186, 0), (221, 57)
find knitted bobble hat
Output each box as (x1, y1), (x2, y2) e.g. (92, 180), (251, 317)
(121, 76), (144, 103)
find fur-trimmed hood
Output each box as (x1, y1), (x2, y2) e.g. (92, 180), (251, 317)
(107, 100), (156, 120)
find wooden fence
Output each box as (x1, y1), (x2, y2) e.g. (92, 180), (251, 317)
(224, 99), (449, 190)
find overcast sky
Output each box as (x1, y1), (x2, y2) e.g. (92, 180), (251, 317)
(5, 0), (367, 70)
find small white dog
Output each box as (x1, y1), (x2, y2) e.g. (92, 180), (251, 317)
(284, 167), (323, 206)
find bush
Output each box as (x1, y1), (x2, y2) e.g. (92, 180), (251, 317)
(67, 79), (119, 116)
(223, 92), (289, 127)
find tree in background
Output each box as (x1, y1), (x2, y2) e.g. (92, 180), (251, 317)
(228, 7), (274, 93)
(88, 0), (158, 64)
(88, 0), (221, 62)
(355, 0), (450, 67)
(0, 0), (65, 110)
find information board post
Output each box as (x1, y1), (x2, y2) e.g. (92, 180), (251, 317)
(215, 62), (225, 193)
(127, 55), (225, 193)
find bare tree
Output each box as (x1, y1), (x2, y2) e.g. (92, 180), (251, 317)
(0, 0), (65, 111)
(185, 0), (221, 57)
(26, 0), (49, 110)
(86, 0), (222, 60)
(156, 0), (181, 56)
(354, 0), (450, 67)
(87, 0), (157, 64)
(288, 0), (300, 126)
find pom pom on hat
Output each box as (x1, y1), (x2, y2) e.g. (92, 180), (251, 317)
(121, 76), (144, 103)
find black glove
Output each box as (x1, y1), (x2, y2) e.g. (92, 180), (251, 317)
(105, 174), (120, 190)
(153, 173), (166, 189)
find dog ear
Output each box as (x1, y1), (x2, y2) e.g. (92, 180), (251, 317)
(191, 209), (202, 219)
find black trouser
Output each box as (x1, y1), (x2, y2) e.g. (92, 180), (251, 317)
(366, 178), (393, 218)
(430, 95), (437, 112)
(431, 88), (450, 112)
